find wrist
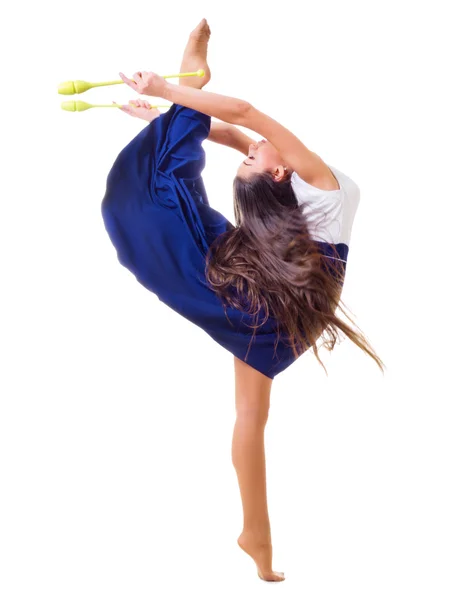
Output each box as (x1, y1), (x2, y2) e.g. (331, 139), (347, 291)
(163, 81), (173, 103)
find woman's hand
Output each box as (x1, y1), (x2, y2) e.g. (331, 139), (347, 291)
(113, 98), (160, 122)
(119, 71), (168, 98)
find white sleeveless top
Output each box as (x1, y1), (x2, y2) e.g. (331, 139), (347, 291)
(290, 165), (361, 251)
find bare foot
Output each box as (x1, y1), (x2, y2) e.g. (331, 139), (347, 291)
(179, 18), (212, 88)
(237, 531), (285, 582)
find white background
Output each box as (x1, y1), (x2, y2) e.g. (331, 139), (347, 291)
(1, 0), (461, 597)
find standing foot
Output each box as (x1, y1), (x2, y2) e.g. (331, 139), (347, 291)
(180, 18), (212, 88)
(237, 531), (285, 582)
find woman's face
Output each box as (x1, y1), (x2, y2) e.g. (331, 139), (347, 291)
(237, 139), (286, 179)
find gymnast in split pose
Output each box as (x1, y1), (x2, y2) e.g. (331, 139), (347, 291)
(102, 18), (385, 582)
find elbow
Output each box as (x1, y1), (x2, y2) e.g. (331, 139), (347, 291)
(233, 101), (253, 127)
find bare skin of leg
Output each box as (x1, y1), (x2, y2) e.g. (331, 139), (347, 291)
(233, 357), (285, 582)
(179, 21), (284, 582)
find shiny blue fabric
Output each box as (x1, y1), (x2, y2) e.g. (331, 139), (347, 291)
(101, 103), (343, 379)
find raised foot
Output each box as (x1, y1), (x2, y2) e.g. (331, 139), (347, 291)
(190, 17), (211, 42)
(180, 18), (212, 87)
(237, 532), (285, 582)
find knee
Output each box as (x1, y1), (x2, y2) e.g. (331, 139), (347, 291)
(235, 404), (269, 426)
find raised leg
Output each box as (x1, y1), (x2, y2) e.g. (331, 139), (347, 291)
(233, 357), (285, 582)
(179, 18), (211, 90)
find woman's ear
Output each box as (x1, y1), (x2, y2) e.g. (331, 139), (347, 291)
(272, 165), (289, 182)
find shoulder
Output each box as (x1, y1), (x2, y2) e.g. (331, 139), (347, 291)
(291, 169), (344, 197)
(304, 169), (341, 192)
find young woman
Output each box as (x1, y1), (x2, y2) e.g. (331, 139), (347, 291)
(103, 19), (385, 583)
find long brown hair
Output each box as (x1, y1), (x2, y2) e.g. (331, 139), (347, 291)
(204, 170), (385, 375)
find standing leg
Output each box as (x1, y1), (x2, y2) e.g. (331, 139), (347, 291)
(179, 18), (212, 90)
(233, 357), (285, 582)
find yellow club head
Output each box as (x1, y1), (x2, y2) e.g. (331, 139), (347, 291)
(58, 80), (92, 95)
(61, 101), (92, 112)
(197, 69), (205, 77)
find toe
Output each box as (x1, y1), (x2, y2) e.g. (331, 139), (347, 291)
(191, 18), (209, 39)
(258, 569), (285, 582)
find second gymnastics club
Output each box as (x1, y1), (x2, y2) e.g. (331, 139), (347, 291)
(58, 69), (205, 95)
(61, 101), (171, 112)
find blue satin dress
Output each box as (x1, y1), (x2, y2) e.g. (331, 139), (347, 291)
(101, 104), (344, 379)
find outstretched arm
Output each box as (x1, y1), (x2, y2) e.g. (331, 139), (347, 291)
(208, 121), (257, 155)
(162, 82), (334, 186)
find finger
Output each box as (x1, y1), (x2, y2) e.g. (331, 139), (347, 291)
(132, 71), (143, 85)
(119, 71), (137, 90)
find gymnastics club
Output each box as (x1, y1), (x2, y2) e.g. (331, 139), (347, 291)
(58, 69), (205, 95)
(61, 101), (172, 112)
